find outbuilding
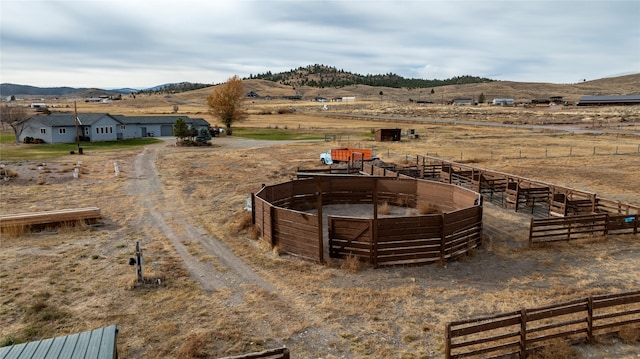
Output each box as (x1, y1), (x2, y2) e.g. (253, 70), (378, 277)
(0, 325), (119, 359)
(375, 128), (401, 142)
(577, 95), (640, 106)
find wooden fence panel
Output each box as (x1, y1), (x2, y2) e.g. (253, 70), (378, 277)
(607, 214), (639, 234)
(446, 291), (640, 359)
(529, 214), (608, 244)
(592, 291), (640, 337)
(273, 207), (320, 262)
(375, 215), (443, 266)
(329, 217), (373, 261)
(446, 311), (522, 359)
(597, 198), (640, 215)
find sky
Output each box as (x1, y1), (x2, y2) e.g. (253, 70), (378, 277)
(1, 0), (639, 89)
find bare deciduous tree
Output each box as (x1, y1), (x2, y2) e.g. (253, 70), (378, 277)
(0, 105), (30, 143)
(206, 75), (247, 135)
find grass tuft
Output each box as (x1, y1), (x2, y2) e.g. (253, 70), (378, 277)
(618, 325), (640, 344)
(529, 339), (579, 359)
(378, 201), (390, 215)
(340, 254), (361, 273)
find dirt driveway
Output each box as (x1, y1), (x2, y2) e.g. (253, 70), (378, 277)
(125, 137), (280, 296)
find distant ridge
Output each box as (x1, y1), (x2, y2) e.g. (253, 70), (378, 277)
(0, 82), (212, 97)
(0, 83), (90, 97)
(246, 64), (495, 89)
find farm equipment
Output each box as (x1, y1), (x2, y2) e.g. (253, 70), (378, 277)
(320, 147), (378, 165)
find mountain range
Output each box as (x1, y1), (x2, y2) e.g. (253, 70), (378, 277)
(2, 64), (639, 101)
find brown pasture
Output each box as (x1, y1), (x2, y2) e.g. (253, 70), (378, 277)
(1, 87), (639, 358)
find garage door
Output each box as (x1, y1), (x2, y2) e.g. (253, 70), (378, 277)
(160, 125), (173, 136)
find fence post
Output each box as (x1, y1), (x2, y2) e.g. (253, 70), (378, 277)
(445, 322), (452, 359)
(251, 193), (256, 225)
(528, 218), (534, 246)
(587, 296), (594, 343)
(440, 214), (446, 262)
(520, 308), (527, 359)
(316, 177), (324, 264)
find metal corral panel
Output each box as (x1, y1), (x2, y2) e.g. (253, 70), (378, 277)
(0, 325), (118, 359)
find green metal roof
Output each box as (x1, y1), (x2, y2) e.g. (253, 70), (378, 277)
(0, 325), (118, 359)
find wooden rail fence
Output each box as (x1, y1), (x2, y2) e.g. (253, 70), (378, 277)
(529, 213), (639, 244)
(254, 176), (482, 267)
(446, 290), (640, 359)
(363, 156), (640, 218)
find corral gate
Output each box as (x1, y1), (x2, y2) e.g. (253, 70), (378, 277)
(328, 216), (373, 262)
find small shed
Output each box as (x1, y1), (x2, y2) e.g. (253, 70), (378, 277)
(375, 128), (401, 142)
(0, 325), (119, 358)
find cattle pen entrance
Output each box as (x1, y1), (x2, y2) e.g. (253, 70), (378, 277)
(252, 176), (483, 267)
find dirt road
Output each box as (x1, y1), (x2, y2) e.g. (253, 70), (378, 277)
(126, 138), (277, 299)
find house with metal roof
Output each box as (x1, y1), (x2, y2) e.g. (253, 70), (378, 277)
(16, 113), (210, 144)
(0, 325), (118, 359)
(577, 95), (640, 106)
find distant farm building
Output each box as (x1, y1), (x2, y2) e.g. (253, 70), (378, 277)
(577, 95), (640, 106)
(375, 128), (401, 142)
(247, 90), (259, 98)
(452, 98), (474, 106)
(550, 96), (564, 104)
(492, 98), (515, 106)
(342, 96), (356, 102)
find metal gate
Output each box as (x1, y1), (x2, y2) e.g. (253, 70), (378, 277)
(328, 216), (373, 261)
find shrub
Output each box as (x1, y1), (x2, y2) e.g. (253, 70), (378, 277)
(277, 108), (295, 114)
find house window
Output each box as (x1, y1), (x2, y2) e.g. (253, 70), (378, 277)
(96, 128), (99, 134)
(100, 127), (104, 134)
(120, 125), (126, 130)
(59, 128), (66, 134)
(109, 126), (113, 133)
(40, 128), (46, 134)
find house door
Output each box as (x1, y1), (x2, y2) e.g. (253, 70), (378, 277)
(141, 127), (147, 137)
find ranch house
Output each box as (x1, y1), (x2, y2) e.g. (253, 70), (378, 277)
(17, 113), (210, 144)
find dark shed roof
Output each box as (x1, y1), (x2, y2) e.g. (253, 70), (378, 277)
(26, 113), (120, 127)
(0, 325), (118, 359)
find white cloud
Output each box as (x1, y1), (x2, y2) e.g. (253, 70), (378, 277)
(1, 0), (638, 88)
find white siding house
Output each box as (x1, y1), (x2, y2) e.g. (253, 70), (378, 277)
(17, 113), (210, 144)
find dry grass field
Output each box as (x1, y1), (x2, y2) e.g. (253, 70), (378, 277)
(1, 79), (639, 358)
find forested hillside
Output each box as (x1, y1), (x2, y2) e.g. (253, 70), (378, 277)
(247, 64), (494, 89)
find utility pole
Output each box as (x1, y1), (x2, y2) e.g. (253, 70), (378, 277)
(74, 101), (80, 150)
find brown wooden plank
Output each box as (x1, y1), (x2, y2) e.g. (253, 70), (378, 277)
(450, 316), (521, 337)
